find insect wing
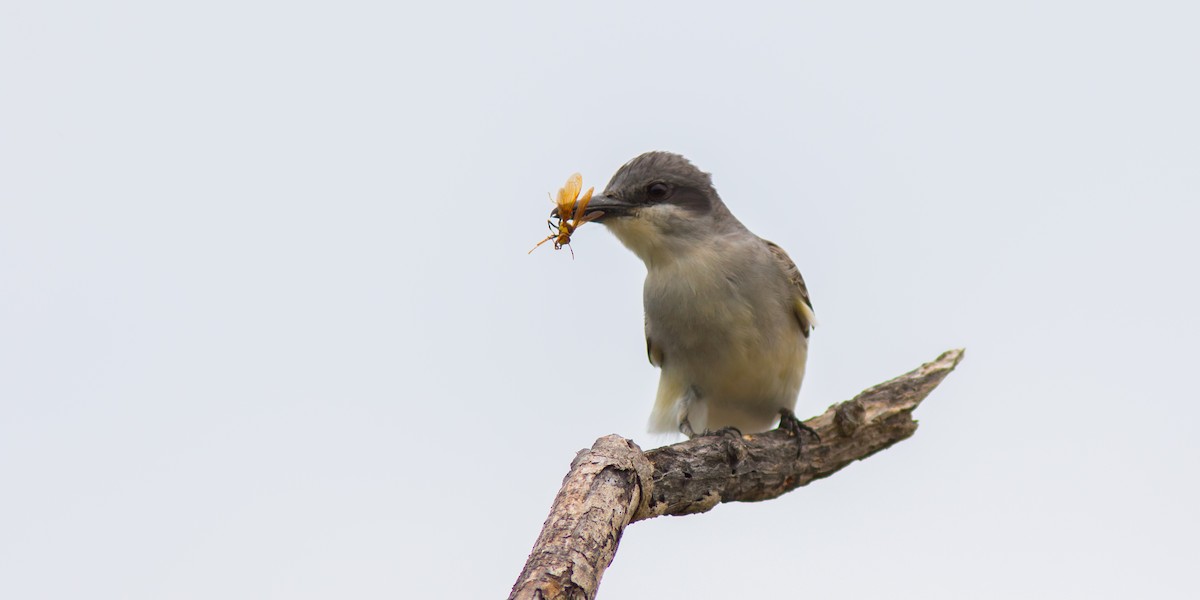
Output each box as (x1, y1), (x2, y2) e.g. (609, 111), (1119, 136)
(556, 173), (583, 216)
(572, 187), (595, 222)
(576, 210), (604, 225)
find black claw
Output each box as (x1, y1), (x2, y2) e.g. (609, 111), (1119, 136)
(778, 408), (820, 458)
(693, 427), (748, 466)
(778, 409), (820, 440)
(706, 426), (744, 439)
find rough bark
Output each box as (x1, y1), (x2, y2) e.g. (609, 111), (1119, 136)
(509, 348), (964, 600)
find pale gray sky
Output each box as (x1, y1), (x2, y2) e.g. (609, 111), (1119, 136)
(2, 1), (1198, 598)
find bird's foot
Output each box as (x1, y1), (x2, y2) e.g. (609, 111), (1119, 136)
(777, 408), (820, 458)
(705, 426), (744, 439)
(698, 426), (749, 467)
(678, 418), (697, 439)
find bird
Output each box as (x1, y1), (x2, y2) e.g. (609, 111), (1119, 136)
(582, 151), (816, 437)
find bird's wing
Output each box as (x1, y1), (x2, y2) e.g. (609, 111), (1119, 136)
(765, 240), (816, 337)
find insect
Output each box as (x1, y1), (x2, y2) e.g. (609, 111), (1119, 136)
(528, 173), (604, 258)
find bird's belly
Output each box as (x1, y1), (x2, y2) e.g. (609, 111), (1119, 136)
(645, 270), (807, 432)
(668, 332), (805, 430)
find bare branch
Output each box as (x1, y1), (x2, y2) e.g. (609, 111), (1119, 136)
(509, 349), (964, 600)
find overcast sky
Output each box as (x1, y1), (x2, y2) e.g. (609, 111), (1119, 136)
(2, 2), (1198, 598)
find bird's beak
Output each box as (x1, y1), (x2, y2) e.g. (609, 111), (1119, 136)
(554, 193), (633, 223)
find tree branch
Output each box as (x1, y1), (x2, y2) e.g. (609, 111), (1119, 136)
(509, 348), (964, 600)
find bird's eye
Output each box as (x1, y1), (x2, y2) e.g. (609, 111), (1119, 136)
(646, 182), (671, 200)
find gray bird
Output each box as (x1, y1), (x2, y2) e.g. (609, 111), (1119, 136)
(583, 151), (816, 436)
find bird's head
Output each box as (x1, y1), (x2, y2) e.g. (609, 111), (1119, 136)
(579, 151), (743, 265)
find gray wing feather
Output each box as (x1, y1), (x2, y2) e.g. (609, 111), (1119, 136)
(764, 240), (815, 337)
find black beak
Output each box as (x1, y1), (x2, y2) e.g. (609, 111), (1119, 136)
(551, 194), (632, 222)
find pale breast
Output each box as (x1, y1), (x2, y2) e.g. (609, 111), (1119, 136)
(643, 244), (805, 402)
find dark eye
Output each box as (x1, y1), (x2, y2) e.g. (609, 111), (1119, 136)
(646, 182), (671, 200)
